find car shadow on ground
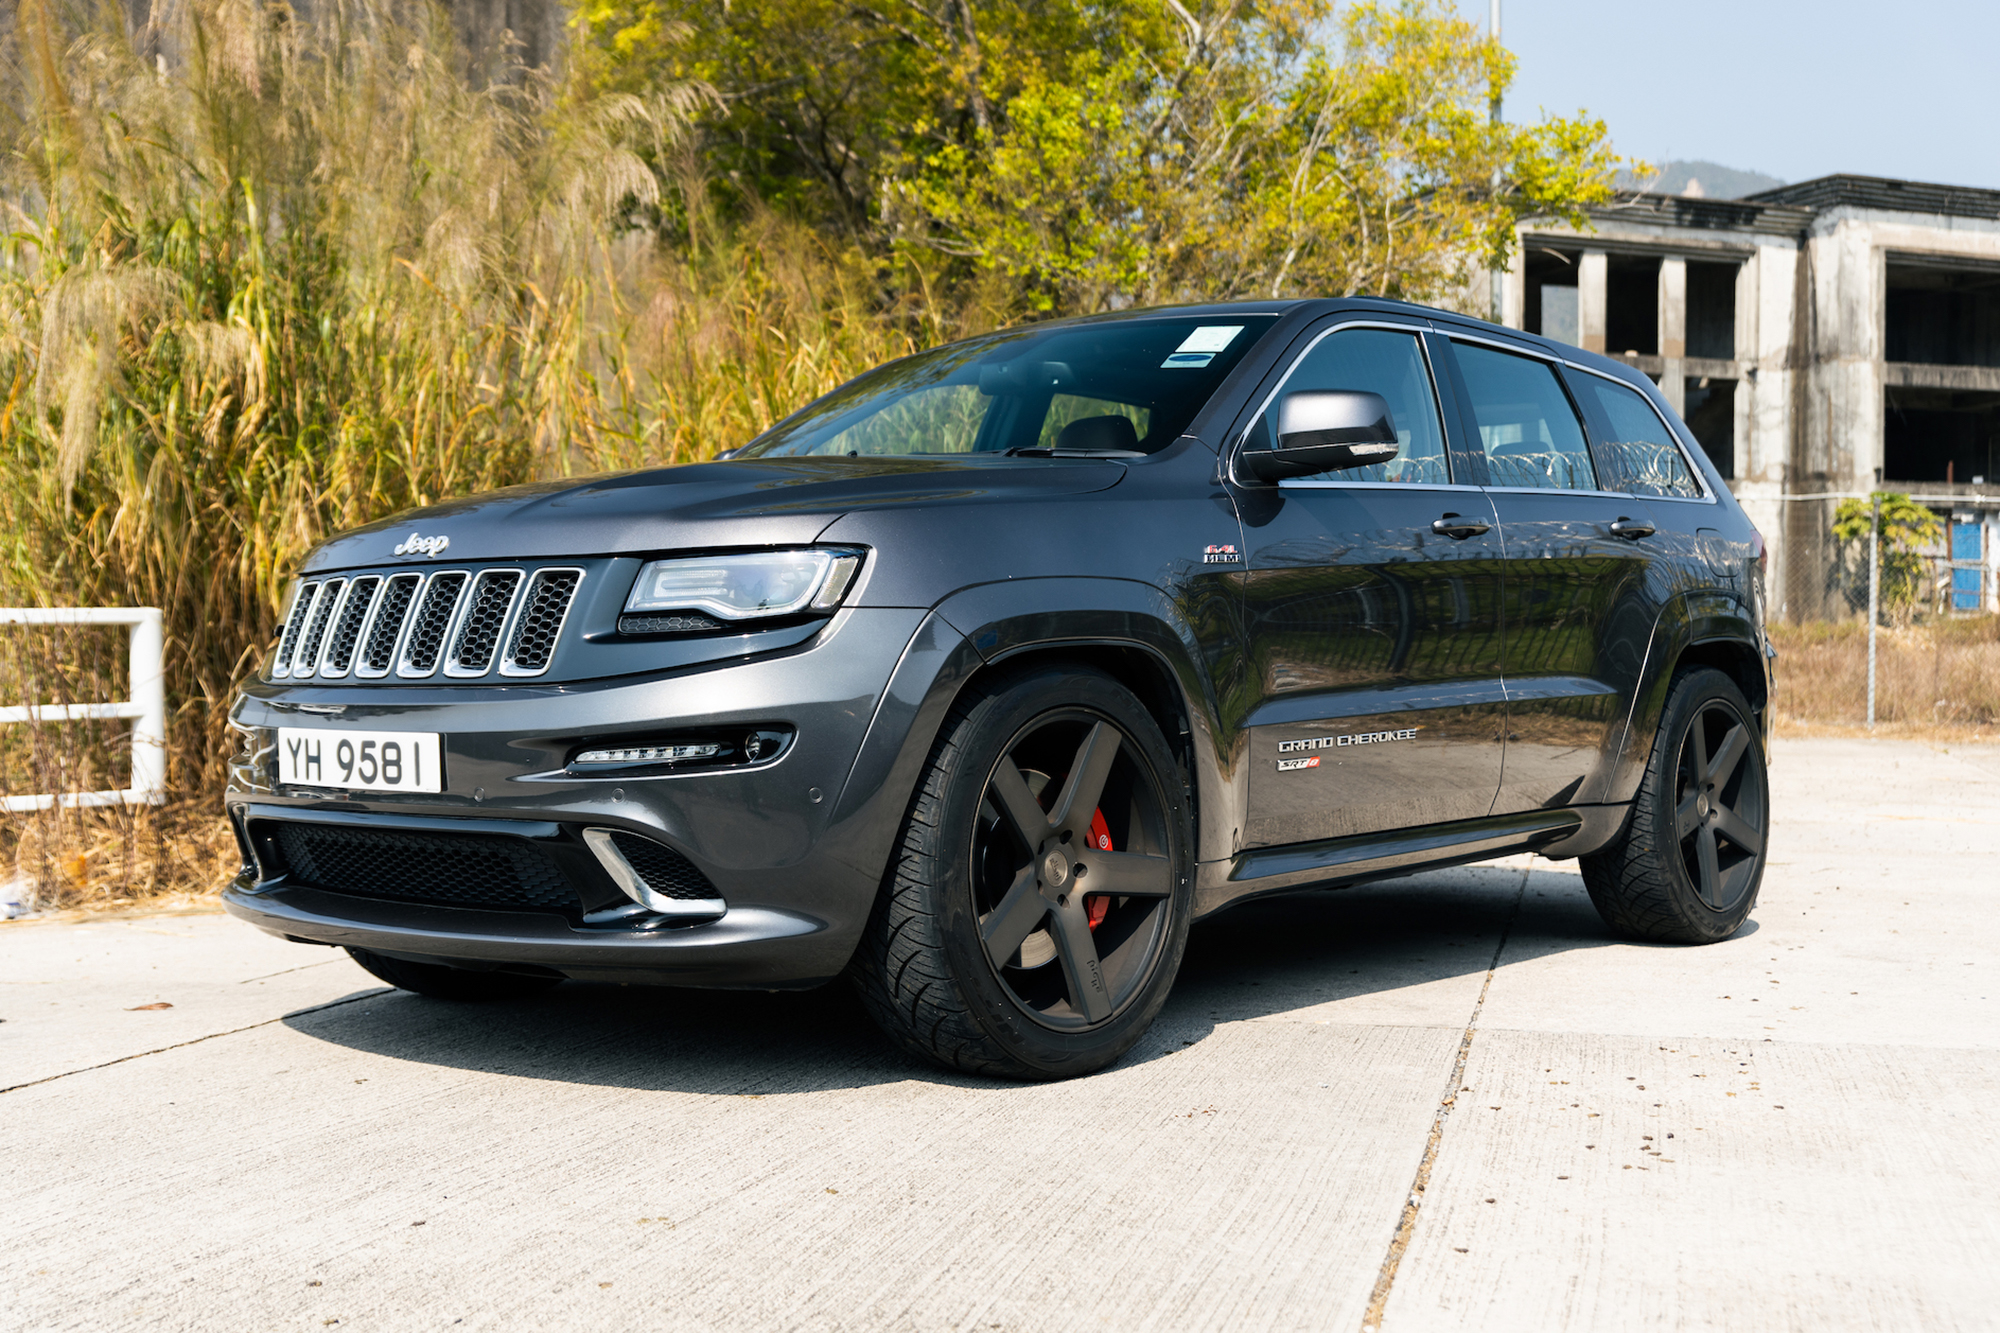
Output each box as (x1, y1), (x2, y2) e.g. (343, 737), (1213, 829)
(280, 861), (1682, 1095)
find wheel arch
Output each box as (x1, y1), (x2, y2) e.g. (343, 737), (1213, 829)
(1606, 591), (1766, 804)
(820, 579), (1234, 931)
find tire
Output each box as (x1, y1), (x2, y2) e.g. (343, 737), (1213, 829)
(851, 663), (1195, 1080)
(346, 947), (564, 1001)
(1582, 666), (1770, 943)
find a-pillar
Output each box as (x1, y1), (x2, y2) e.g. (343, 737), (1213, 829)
(1578, 250), (1607, 353)
(1658, 256), (1687, 414)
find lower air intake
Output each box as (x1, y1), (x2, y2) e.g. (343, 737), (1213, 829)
(266, 823), (580, 914)
(608, 832), (720, 901)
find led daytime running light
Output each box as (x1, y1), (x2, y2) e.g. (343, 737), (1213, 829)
(573, 743), (722, 766)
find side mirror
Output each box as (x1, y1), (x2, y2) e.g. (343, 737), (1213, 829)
(1236, 390), (1400, 482)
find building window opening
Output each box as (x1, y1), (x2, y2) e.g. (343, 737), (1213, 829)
(1525, 247), (1580, 345)
(1884, 387), (2000, 484)
(1606, 255), (1659, 357)
(1686, 262), (1738, 361)
(1682, 377), (1736, 478)
(1886, 260), (2000, 367)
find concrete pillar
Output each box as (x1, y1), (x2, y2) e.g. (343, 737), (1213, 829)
(1658, 256), (1687, 415)
(1503, 240), (1527, 330)
(1578, 250), (1607, 354)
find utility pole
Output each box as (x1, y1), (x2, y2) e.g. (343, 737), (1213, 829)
(1489, 0), (1504, 325)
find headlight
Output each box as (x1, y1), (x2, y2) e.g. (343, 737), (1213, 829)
(623, 549), (863, 621)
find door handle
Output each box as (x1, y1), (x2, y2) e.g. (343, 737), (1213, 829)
(1431, 513), (1491, 540)
(1609, 516), (1656, 541)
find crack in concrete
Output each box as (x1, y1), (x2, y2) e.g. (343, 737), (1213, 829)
(1360, 867), (1529, 1332)
(0, 988), (391, 1095)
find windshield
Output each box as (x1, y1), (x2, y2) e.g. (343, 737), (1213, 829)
(738, 314), (1280, 458)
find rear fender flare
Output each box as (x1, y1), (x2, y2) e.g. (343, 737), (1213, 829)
(1607, 591), (1764, 803)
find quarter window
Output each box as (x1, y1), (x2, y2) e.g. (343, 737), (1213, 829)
(1253, 328), (1449, 485)
(1570, 375), (1704, 499)
(1453, 342), (1597, 491)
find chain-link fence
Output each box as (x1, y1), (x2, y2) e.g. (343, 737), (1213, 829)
(1773, 493), (2000, 732)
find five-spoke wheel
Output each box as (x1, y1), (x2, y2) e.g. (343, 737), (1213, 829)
(851, 664), (1193, 1079)
(1583, 666), (1770, 943)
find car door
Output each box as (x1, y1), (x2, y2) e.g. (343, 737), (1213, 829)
(1233, 321), (1507, 849)
(1436, 336), (1667, 812)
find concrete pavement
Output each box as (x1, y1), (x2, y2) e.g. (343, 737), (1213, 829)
(1, 737), (1995, 1331)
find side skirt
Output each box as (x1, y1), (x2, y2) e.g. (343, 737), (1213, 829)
(1192, 807), (1622, 919)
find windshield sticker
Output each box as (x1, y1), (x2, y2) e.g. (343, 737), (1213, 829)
(1161, 325), (1244, 369)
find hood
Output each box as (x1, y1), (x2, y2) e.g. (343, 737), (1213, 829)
(302, 455), (1127, 573)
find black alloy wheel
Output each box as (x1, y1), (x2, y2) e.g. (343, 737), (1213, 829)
(971, 711), (1177, 1030)
(851, 664), (1194, 1079)
(1581, 666), (1770, 943)
(1672, 698), (1766, 913)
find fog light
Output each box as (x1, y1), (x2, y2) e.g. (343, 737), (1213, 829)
(573, 743), (722, 766)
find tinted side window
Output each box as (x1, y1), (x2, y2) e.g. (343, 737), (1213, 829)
(1570, 375), (1703, 499)
(1453, 342), (1596, 490)
(1253, 328), (1449, 484)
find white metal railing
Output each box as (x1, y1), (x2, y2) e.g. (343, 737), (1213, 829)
(0, 608), (166, 812)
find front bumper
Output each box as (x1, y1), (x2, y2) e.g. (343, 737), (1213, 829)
(223, 606), (934, 988)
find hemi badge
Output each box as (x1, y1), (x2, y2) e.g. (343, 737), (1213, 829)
(1202, 544), (1240, 564)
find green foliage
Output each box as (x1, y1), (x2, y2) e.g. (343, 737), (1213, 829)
(0, 0), (948, 812)
(574, 0), (1623, 314)
(1832, 493), (1945, 614)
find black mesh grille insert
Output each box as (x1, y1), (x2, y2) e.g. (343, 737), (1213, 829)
(448, 571), (522, 674)
(274, 580), (322, 676)
(267, 823), (580, 913)
(293, 578), (347, 677)
(619, 611), (727, 635)
(320, 576), (380, 677)
(361, 574), (422, 674)
(609, 832), (720, 901)
(400, 572), (467, 675)
(504, 569), (580, 673)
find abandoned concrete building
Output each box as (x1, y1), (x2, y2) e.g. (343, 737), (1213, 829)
(1495, 175), (2000, 618)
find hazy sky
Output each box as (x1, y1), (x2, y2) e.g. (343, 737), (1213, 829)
(1452, 0), (2000, 189)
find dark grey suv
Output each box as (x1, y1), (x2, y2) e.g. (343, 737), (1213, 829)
(223, 299), (1773, 1079)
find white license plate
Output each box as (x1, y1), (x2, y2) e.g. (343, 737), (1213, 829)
(277, 728), (443, 794)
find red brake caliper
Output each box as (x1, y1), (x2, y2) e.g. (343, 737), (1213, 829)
(1085, 809), (1112, 930)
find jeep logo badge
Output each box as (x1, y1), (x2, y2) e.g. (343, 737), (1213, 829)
(392, 532), (450, 558)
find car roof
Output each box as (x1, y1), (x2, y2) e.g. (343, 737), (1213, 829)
(1054, 295), (1655, 395)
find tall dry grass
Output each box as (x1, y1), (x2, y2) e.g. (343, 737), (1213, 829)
(0, 0), (996, 910)
(1769, 619), (2000, 737)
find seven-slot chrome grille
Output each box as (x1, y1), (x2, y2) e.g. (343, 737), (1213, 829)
(270, 566), (584, 682)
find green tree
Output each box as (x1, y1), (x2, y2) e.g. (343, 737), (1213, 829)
(572, 0), (1623, 314)
(1833, 493), (1945, 616)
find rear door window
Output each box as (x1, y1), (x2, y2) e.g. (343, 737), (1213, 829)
(1452, 342), (1597, 490)
(1568, 374), (1704, 499)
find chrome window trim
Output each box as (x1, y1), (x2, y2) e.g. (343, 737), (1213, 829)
(395, 570), (473, 679)
(443, 569), (527, 678)
(498, 567), (586, 678)
(353, 572), (425, 679)
(270, 579), (324, 679)
(1227, 317), (1447, 488)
